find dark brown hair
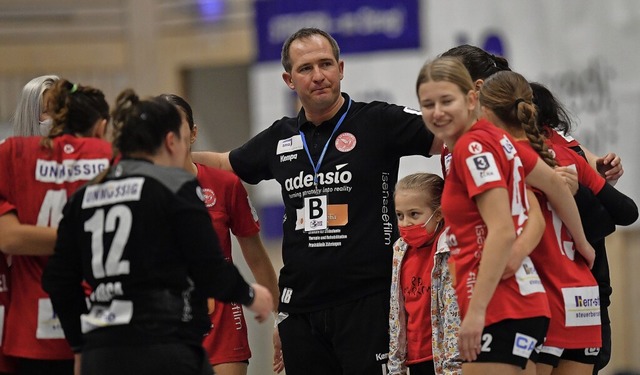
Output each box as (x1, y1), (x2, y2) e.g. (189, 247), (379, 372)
(42, 79), (109, 149)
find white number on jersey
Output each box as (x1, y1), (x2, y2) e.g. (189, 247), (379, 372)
(37, 189), (67, 227)
(546, 201), (576, 260)
(511, 156), (529, 233)
(85, 205), (132, 279)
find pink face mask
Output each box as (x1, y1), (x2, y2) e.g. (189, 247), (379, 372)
(398, 211), (438, 248)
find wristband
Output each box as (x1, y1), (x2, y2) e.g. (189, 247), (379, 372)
(245, 285), (255, 306)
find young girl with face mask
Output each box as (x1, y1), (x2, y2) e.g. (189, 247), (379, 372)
(388, 173), (461, 375)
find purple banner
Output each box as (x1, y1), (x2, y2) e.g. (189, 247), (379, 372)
(254, 0), (422, 62)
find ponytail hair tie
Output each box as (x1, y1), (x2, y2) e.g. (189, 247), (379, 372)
(70, 83), (78, 93)
(489, 54), (498, 68)
(514, 98), (525, 109)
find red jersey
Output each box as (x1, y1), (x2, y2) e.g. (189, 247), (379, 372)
(0, 135), (111, 359)
(401, 242), (436, 363)
(196, 164), (260, 364)
(542, 126), (581, 149)
(0, 255), (16, 372)
(443, 119), (550, 326)
(524, 140), (602, 348)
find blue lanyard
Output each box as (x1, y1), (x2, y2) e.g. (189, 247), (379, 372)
(299, 99), (352, 188)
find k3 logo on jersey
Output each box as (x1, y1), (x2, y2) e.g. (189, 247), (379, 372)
(466, 152), (500, 186)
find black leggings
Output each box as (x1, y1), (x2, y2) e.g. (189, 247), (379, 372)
(81, 343), (213, 375)
(409, 360), (436, 375)
(593, 323), (612, 374)
(18, 358), (73, 375)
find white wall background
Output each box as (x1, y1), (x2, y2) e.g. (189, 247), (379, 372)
(249, 0), (640, 230)
(241, 2), (640, 374)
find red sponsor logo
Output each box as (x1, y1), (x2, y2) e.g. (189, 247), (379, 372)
(63, 144), (75, 154)
(202, 188), (217, 207)
(468, 141), (482, 154)
(335, 132), (356, 152)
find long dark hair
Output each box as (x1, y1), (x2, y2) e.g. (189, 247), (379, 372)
(157, 93), (195, 131)
(42, 79), (109, 149)
(530, 81), (574, 136)
(441, 44), (511, 82)
(111, 89), (182, 157)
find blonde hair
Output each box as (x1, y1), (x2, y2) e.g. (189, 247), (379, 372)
(480, 71), (556, 167)
(395, 173), (444, 214)
(416, 56), (475, 97)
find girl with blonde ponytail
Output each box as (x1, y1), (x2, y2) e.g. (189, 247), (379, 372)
(480, 70), (614, 375)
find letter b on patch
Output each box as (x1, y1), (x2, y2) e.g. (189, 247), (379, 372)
(304, 195), (327, 231)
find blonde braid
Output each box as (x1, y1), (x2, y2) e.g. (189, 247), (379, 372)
(517, 101), (556, 167)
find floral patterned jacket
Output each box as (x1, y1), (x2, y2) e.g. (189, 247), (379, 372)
(430, 227), (462, 375)
(388, 237), (410, 375)
(387, 228), (462, 375)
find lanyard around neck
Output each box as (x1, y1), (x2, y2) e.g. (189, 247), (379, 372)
(299, 98), (352, 188)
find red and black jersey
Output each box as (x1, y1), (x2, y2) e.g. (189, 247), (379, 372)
(196, 164), (259, 364)
(545, 133), (639, 326)
(547, 142), (605, 194)
(520, 140), (602, 349)
(0, 134), (111, 360)
(542, 126), (581, 149)
(443, 119), (550, 326)
(0, 255), (15, 372)
(196, 164), (260, 259)
(42, 159), (255, 353)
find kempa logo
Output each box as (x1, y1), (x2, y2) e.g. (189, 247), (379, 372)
(280, 154), (298, 162)
(375, 353), (388, 361)
(284, 164), (352, 191)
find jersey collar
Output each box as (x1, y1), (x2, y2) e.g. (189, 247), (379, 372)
(297, 92), (351, 131)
